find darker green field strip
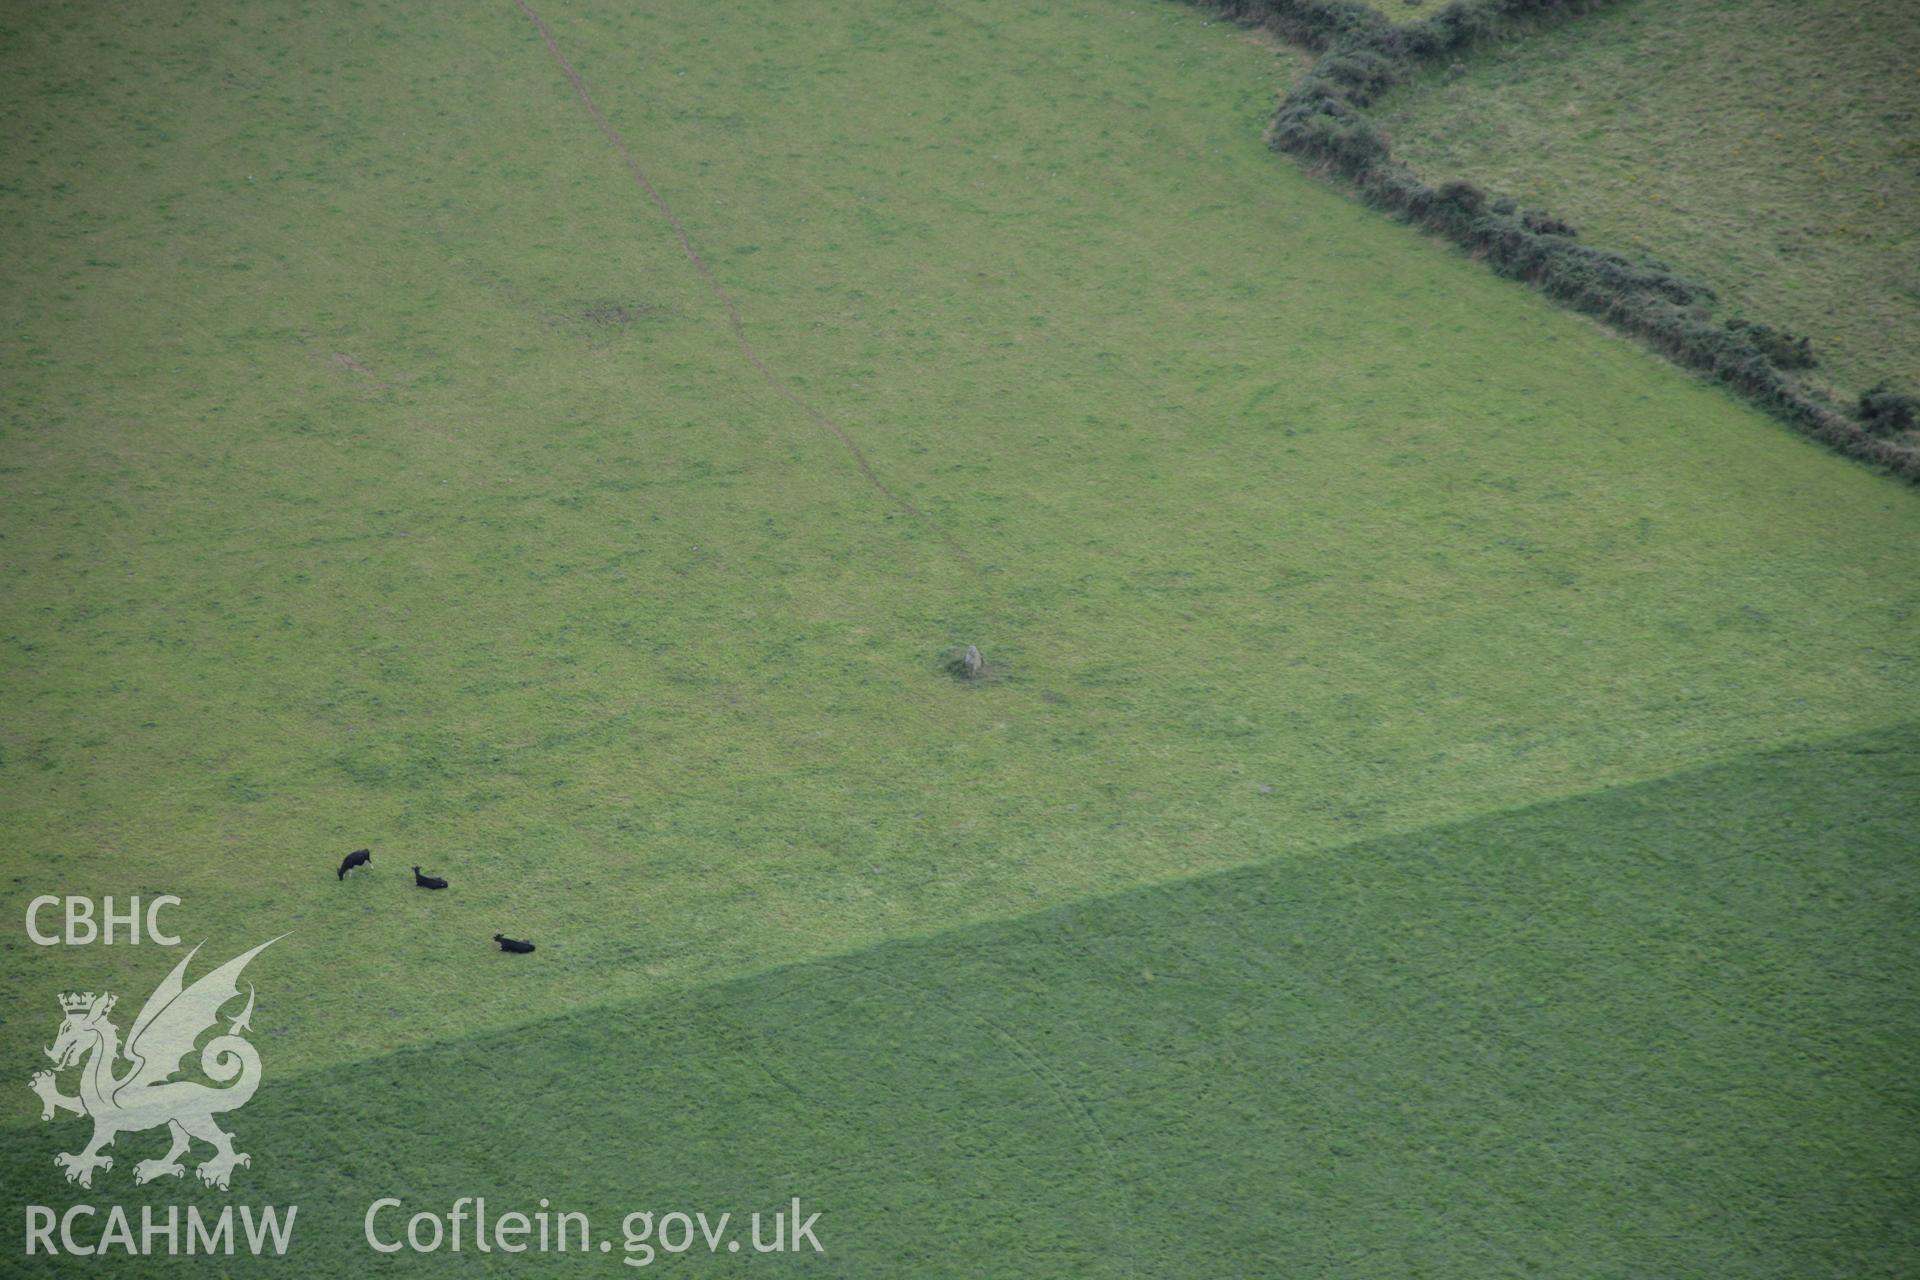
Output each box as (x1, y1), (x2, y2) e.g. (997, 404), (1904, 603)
(7, 724), (1914, 1276)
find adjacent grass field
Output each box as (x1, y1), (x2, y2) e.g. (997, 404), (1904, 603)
(2, 0), (1915, 1272)
(1372, 0), (1920, 400)
(5, 728), (1915, 1275)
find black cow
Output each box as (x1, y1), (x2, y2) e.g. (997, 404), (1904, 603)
(494, 934), (536, 954)
(412, 866), (448, 890)
(337, 848), (372, 880)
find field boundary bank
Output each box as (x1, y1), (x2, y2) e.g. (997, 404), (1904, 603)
(1188, 0), (1920, 482)
(511, 0), (977, 564)
(7, 718), (1907, 1122)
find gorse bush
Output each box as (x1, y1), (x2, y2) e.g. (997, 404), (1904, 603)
(1435, 178), (1488, 214)
(1727, 319), (1817, 371)
(1193, 0), (1920, 480)
(1204, 0), (1391, 50)
(1521, 209), (1577, 238)
(1317, 46), (1399, 96)
(1859, 383), (1919, 436)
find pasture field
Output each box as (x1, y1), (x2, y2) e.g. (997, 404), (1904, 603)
(1, 0), (1915, 1273)
(1372, 0), (1920, 401)
(6, 728), (1914, 1276)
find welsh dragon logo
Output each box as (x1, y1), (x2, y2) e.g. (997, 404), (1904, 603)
(29, 938), (280, 1190)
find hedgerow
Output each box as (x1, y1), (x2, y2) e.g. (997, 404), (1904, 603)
(1195, 0), (1920, 479)
(1859, 383), (1919, 437)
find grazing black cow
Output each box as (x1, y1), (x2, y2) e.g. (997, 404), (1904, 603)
(494, 934), (536, 954)
(336, 848), (372, 880)
(412, 866), (448, 890)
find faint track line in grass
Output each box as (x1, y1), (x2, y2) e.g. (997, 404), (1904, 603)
(511, 0), (975, 567)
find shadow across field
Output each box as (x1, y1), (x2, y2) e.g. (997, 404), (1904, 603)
(7, 724), (1915, 1276)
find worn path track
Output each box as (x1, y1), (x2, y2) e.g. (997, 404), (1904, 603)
(513, 0), (975, 565)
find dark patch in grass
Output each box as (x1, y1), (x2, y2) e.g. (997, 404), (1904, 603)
(579, 298), (673, 328)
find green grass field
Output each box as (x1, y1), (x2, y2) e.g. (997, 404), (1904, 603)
(1372, 0), (1920, 402)
(2, 0), (1916, 1273)
(6, 730), (1915, 1274)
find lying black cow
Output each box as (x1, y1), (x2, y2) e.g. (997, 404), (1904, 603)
(494, 934), (536, 954)
(337, 848), (372, 880)
(412, 866), (448, 890)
